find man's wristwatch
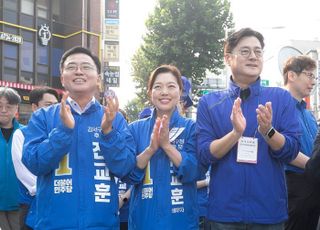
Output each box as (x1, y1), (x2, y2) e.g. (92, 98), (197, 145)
(265, 127), (276, 139)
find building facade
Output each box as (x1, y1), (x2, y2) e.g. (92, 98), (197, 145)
(0, 0), (102, 123)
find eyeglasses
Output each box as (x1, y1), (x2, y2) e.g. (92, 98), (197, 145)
(301, 71), (318, 81)
(64, 63), (96, 72)
(233, 48), (264, 58)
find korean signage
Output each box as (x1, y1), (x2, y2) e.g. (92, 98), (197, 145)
(105, 19), (119, 41)
(105, 0), (119, 19)
(104, 41), (119, 62)
(104, 66), (120, 87)
(0, 32), (23, 44)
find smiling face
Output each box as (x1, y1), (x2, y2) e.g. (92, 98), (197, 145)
(225, 36), (263, 87)
(60, 53), (100, 98)
(149, 72), (182, 117)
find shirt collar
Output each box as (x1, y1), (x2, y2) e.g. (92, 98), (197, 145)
(228, 76), (261, 98)
(67, 97), (96, 114)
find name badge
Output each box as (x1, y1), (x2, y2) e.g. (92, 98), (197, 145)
(237, 136), (258, 164)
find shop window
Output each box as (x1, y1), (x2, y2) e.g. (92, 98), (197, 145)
(4, 0), (17, 11)
(37, 0), (49, 19)
(3, 68), (17, 82)
(37, 64), (48, 74)
(20, 71), (33, 84)
(36, 74), (49, 86)
(51, 47), (63, 77)
(37, 45), (48, 65)
(21, 0), (34, 15)
(21, 41), (34, 72)
(21, 14), (34, 27)
(3, 26), (18, 35)
(3, 10), (18, 24)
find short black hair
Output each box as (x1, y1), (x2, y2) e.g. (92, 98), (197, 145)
(0, 87), (21, 105)
(224, 28), (265, 54)
(59, 46), (101, 74)
(29, 87), (59, 105)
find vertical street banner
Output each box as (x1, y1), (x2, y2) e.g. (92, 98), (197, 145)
(104, 66), (120, 87)
(105, 19), (119, 41)
(104, 41), (119, 62)
(105, 0), (119, 19)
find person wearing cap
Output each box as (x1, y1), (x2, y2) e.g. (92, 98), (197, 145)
(0, 87), (23, 230)
(196, 28), (300, 229)
(126, 65), (198, 229)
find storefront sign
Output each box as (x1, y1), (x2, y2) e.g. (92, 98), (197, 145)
(104, 66), (120, 87)
(0, 32), (23, 44)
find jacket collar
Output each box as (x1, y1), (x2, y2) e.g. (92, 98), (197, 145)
(228, 76), (261, 99)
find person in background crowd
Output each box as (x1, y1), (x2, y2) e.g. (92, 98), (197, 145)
(22, 46), (136, 229)
(139, 107), (152, 120)
(180, 75), (210, 229)
(179, 76), (193, 115)
(282, 55), (320, 230)
(126, 65), (198, 229)
(196, 28), (301, 229)
(117, 108), (132, 230)
(0, 87), (23, 230)
(12, 87), (59, 229)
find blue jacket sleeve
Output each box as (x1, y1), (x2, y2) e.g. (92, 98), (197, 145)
(172, 121), (198, 183)
(22, 109), (73, 176)
(99, 113), (136, 179)
(122, 121), (146, 185)
(269, 93), (301, 162)
(196, 96), (220, 165)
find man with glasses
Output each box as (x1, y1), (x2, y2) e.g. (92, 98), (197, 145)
(22, 47), (136, 229)
(282, 55), (320, 230)
(196, 28), (301, 229)
(0, 87), (23, 230)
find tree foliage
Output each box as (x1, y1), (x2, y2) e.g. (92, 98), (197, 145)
(123, 97), (146, 123)
(128, 0), (234, 112)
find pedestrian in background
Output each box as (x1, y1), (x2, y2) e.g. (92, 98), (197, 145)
(283, 55), (320, 230)
(0, 87), (23, 230)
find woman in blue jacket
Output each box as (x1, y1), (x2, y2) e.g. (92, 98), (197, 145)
(127, 65), (198, 230)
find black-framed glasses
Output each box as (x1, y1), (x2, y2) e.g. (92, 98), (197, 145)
(233, 48), (264, 58)
(301, 71), (317, 81)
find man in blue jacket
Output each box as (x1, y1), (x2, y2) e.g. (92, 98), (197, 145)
(22, 47), (136, 229)
(282, 55), (320, 230)
(12, 87), (59, 229)
(0, 87), (23, 230)
(196, 28), (301, 229)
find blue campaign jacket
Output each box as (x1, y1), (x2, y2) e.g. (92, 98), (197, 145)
(22, 101), (136, 230)
(285, 100), (318, 173)
(196, 78), (301, 224)
(127, 109), (198, 230)
(0, 119), (23, 211)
